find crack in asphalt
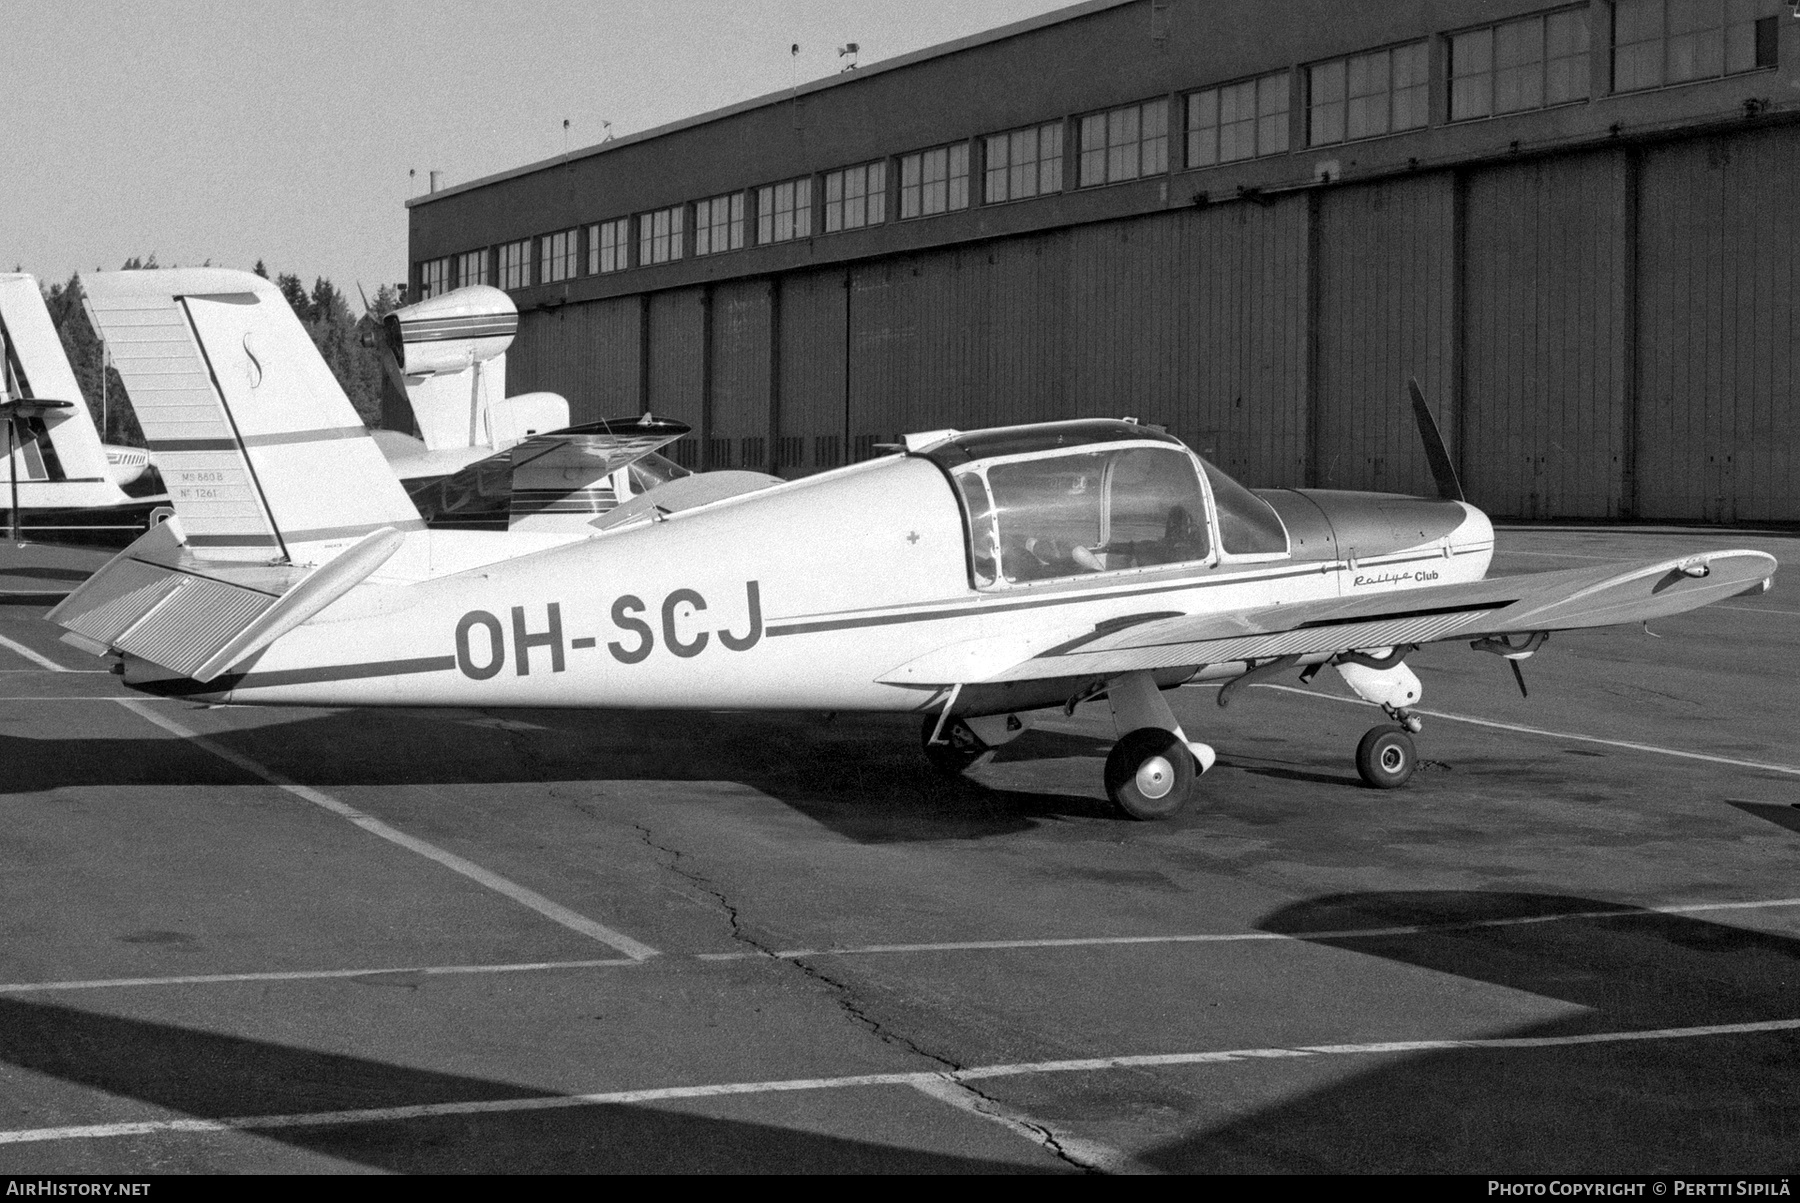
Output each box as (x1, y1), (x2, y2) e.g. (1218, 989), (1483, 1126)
(628, 821), (1106, 1174)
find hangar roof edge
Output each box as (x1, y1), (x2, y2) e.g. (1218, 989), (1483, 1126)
(405, 0), (1137, 210)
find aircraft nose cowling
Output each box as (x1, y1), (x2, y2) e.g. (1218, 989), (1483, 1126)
(1293, 490), (1484, 561)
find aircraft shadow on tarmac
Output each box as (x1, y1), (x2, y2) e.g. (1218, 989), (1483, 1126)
(3, 891), (1794, 1173)
(0, 998), (1045, 1173)
(0, 708), (1127, 843)
(1139, 890), (1800, 1174)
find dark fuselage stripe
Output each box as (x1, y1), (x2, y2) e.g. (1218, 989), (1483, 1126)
(135, 655), (459, 696)
(149, 427), (371, 453)
(765, 564), (1326, 637)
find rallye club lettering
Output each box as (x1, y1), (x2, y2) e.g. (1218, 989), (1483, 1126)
(456, 581), (763, 680)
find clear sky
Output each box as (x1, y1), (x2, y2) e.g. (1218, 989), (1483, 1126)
(4, 0), (1076, 306)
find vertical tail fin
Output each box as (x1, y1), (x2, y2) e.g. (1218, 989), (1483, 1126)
(0, 274), (127, 499)
(82, 269), (423, 564)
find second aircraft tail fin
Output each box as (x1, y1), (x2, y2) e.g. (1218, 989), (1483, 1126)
(82, 268), (423, 565)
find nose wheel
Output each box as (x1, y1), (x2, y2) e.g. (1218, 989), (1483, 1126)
(1104, 727), (1197, 820)
(1355, 723), (1418, 789)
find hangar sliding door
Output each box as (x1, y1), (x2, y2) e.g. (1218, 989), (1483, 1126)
(1636, 126), (1800, 523)
(963, 234), (1071, 429)
(1313, 173), (1456, 497)
(647, 288), (706, 468)
(490, 299), (643, 426)
(1178, 197), (1309, 489)
(775, 270), (846, 477)
(1463, 152), (1630, 519)
(1063, 214), (1187, 432)
(708, 280), (772, 471)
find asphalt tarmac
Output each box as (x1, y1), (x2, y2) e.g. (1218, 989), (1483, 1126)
(0, 526), (1795, 1174)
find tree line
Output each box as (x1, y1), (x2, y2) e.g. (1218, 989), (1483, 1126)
(34, 257), (403, 447)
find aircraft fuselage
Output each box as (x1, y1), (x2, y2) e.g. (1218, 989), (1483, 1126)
(128, 451), (1494, 716)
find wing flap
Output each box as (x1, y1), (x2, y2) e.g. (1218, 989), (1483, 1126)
(981, 550), (1776, 685)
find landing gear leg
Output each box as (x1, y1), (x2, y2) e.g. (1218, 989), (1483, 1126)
(1335, 652), (1425, 789)
(920, 715), (991, 776)
(1102, 670), (1215, 820)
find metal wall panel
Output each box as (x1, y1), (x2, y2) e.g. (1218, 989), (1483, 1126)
(1463, 152), (1631, 519)
(1637, 126), (1800, 522)
(1062, 215), (1188, 432)
(708, 280), (773, 471)
(646, 288), (706, 468)
(775, 270), (847, 476)
(511, 299), (642, 425)
(1314, 173), (1456, 496)
(1176, 198), (1310, 488)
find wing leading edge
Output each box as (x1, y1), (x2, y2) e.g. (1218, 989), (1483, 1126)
(977, 549), (1777, 685)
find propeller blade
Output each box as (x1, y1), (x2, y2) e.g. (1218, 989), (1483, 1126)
(1408, 377), (1465, 504)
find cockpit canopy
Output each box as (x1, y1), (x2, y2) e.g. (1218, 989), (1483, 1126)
(924, 422), (1288, 589)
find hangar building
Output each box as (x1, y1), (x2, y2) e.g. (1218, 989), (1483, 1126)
(406, 0), (1800, 522)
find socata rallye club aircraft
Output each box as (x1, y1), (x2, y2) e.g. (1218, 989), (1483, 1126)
(52, 269), (1778, 819)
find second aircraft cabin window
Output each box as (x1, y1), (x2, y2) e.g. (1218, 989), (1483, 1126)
(959, 447), (1210, 588)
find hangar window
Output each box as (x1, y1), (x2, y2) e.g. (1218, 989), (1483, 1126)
(456, 249), (488, 289)
(900, 144), (970, 219)
(1612, 0), (1779, 92)
(588, 219), (628, 274)
(1187, 71), (1290, 167)
(417, 257), (451, 299)
(498, 240), (531, 290)
(539, 229), (578, 283)
(983, 122), (1064, 203)
(823, 162), (886, 232)
(695, 193), (745, 256)
(1452, 9), (1591, 120)
(1308, 41), (1428, 145)
(1079, 98), (1169, 186)
(757, 178), (813, 244)
(637, 206), (684, 265)
(957, 446), (1210, 588)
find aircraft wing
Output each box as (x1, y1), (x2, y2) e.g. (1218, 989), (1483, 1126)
(974, 549), (1777, 685)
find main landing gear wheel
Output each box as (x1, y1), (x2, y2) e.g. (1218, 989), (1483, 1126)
(1356, 724), (1418, 789)
(1104, 727), (1196, 820)
(921, 716), (991, 776)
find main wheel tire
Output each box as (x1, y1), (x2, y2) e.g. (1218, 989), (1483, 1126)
(1104, 727), (1196, 820)
(921, 715), (991, 776)
(1355, 724), (1418, 789)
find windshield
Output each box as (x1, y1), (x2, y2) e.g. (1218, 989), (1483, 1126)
(1200, 460), (1288, 555)
(960, 446), (1209, 586)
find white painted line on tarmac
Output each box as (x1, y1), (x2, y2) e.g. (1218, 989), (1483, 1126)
(0, 633), (70, 672)
(692, 896), (1800, 963)
(115, 699), (660, 961)
(0, 957), (641, 995)
(908, 1075), (1144, 1174)
(1250, 683), (1800, 777)
(4, 1015), (1796, 1148)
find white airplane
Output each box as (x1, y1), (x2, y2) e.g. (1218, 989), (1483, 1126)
(370, 284), (778, 532)
(52, 268), (1778, 818)
(0, 274), (172, 544)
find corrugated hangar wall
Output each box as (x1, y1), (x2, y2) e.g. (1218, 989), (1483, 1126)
(507, 123), (1800, 522)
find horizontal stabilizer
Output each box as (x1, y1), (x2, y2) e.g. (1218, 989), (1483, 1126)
(189, 525), (404, 681)
(48, 522), (299, 676)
